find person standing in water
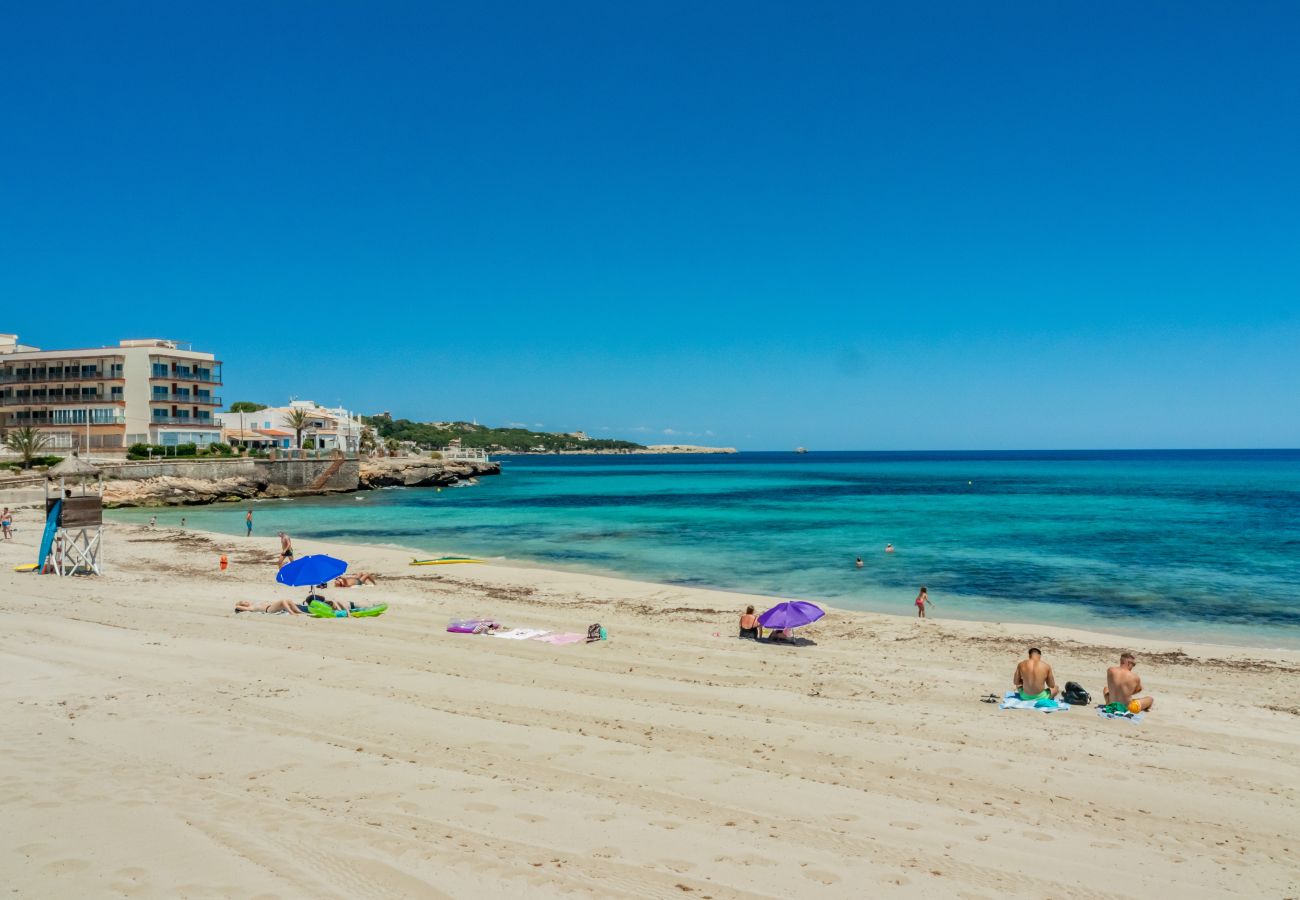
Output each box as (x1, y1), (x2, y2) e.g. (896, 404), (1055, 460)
(914, 586), (932, 618)
(855, 556), (864, 568)
(245, 508), (253, 537)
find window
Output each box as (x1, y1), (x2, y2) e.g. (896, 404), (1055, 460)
(110, 386), (123, 400)
(110, 363), (124, 377)
(152, 362), (168, 377)
(152, 409), (168, 421)
(152, 386), (168, 398)
(90, 408), (119, 424)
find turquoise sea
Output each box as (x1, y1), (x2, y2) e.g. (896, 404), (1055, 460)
(111, 451), (1300, 649)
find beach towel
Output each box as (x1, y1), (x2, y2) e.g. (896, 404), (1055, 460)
(448, 618), (499, 634)
(535, 632), (584, 645)
(492, 628), (550, 640)
(999, 691), (1069, 712)
(586, 623), (603, 643)
(1097, 704), (1145, 724)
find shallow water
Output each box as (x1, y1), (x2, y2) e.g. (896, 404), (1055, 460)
(111, 450), (1300, 649)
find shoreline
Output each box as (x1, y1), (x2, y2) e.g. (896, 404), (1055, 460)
(103, 506), (1300, 654)
(3, 521), (1299, 896)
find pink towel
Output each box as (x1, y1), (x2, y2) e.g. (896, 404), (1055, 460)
(535, 632), (584, 645)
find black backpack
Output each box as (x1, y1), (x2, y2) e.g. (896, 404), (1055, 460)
(1062, 681), (1091, 705)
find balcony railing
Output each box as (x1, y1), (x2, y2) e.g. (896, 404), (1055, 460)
(0, 393), (125, 406)
(2, 414), (127, 427)
(150, 416), (219, 426)
(150, 369), (222, 384)
(0, 370), (124, 384)
(150, 394), (223, 406)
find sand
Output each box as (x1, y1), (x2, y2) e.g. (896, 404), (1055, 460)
(2, 521), (1298, 898)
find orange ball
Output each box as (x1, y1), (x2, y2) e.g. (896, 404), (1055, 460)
(1128, 700), (1141, 714)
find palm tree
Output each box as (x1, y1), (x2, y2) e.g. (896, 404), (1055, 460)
(384, 437), (399, 457)
(283, 408), (311, 450)
(6, 426), (49, 469)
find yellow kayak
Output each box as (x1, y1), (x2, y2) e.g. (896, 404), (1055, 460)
(410, 556), (484, 566)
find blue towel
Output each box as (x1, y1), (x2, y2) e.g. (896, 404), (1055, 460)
(1097, 706), (1145, 724)
(999, 691), (1069, 712)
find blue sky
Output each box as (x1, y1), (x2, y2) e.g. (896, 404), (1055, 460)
(3, 2), (1297, 449)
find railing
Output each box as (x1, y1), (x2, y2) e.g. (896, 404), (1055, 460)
(439, 446), (491, 462)
(0, 370), (123, 384)
(150, 416), (219, 426)
(0, 393), (123, 406)
(150, 394), (223, 405)
(150, 370), (222, 384)
(0, 416), (126, 427)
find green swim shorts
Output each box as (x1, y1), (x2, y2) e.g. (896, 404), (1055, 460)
(1017, 690), (1050, 701)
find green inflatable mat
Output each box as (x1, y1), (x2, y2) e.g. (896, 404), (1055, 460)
(308, 599), (388, 618)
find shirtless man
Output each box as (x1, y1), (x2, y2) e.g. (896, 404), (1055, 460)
(1104, 652), (1154, 712)
(278, 531), (294, 568)
(1013, 647), (1058, 701)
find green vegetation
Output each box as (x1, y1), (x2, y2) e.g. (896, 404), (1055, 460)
(365, 415), (645, 453)
(5, 426), (52, 469)
(227, 401), (268, 413)
(127, 442), (237, 460)
(283, 408), (311, 449)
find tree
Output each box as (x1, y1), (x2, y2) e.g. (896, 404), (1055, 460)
(6, 426), (49, 469)
(228, 401), (268, 413)
(384, 437), (399, 457)
(359, 425), (377, 455)
(283, 408), (311, 449)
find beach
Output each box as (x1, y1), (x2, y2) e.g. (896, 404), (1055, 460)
(3, 522), (1299, 898)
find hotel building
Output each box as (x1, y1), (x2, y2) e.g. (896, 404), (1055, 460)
(0, 334), (224, 454)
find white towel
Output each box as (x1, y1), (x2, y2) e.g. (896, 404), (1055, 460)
(492, 628), (550, 640)
(1097, 707), (1145, 724)
(999, 691), (1069, 712)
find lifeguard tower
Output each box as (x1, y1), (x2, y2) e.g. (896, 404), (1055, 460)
(40, 454), (105, 576)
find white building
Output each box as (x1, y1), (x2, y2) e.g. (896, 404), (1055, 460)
(218, 400), (364, 452)
(0, 334), (223, 454)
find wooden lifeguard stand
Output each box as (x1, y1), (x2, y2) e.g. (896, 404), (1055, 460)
(42, 454), (105, 576)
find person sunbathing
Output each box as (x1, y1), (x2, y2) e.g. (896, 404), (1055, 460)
(767, 627), (793, 642)
(1104, 652), (1154, 712)
(739, 605), (760, 639)
(306, 585), (351, 612)
(333, 572), (378, 587)
(235, 599), (304, 615)
(1013, 647), (1058, 700)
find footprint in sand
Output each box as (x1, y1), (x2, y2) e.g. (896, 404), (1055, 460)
(463, 802), (498, 813)
(42, 858), (91, 876)
(516, 813), (547, 824)
(801, 869), (841, 885)
(890, 821), (922, 831)
(1022, 831), (1055, 842)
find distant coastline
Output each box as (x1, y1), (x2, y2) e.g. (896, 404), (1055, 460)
(494, 444), (737, 455)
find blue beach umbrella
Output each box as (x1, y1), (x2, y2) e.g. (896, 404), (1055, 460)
(276, 554), (348, 587)
(757, 600), (825, 631)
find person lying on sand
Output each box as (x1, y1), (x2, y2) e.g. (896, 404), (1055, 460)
(235, 599), (305, 615)
(306, 585), (351, 613)
(767, 628), (793, 642)
(1104, 652), (1154, 712)
(739, 605), (759, 639)
(1013, 647), (1058, 701)
(333, 572), (378, 587)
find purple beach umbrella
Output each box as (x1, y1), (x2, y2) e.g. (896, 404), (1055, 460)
(757, 600), (825, 630)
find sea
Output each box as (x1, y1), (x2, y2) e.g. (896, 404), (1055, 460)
(109, 450), (1300, 649)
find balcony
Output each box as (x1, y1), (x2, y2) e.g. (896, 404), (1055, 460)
(0, 369), (124, 385)
(2, 413), (127, 427)
(150, 416), (219, 427)
(150, 394), (223, 406)
(0, 392), (125, 406)
(150, 367), (222, 384)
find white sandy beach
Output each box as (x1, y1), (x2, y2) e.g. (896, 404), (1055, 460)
(2, 521), (1298, 898)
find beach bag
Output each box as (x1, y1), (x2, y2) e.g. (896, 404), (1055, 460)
(1062, 681), (1091, 706)
(586, 623), (602, 643)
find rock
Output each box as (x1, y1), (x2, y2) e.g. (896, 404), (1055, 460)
(358, 457), (501, 489)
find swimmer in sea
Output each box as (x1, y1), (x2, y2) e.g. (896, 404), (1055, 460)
(885, 543), (895, 553)
(855, 556), (864, 568)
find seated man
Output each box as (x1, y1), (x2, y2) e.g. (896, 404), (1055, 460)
(1104, 652), (1154, 712)
(235, 599), (304, 615)
(1013, 647), (1058, 701)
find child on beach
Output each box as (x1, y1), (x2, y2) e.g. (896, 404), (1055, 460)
(914, 586), (932, 618)
(1, 508), (12, 540)
(246, 509), (253, 536)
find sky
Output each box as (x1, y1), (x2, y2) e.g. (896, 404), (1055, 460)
(2, 2), (1298, 449)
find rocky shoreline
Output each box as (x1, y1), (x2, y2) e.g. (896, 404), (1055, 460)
(99, 457), (500, 508)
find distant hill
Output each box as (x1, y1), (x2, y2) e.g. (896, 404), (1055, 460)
(365, 415), (646, 453)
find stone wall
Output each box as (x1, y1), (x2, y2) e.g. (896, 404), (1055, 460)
(100, 457), (359, 493)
